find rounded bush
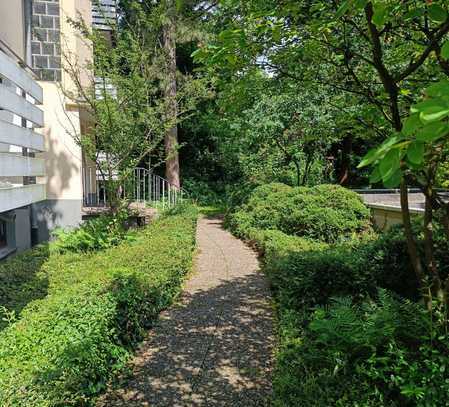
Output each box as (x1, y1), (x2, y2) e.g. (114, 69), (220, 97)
(229, 183), (371, 243)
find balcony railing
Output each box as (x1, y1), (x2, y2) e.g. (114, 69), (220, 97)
(0, 47), (45, 211)
(92, 0), (117, 31)
(0, 184), (46, 213)
(94, 76), (117, 99)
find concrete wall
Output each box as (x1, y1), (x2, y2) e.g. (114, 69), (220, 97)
(14, 206), (32, 251)
(38, 82), (83, 201)
(0, 0), (26, 59)
(35, 82), (83, 235)
(33, 198), (82, 241)
(369, 205), (422, 232)
(33, 0), (93, 236)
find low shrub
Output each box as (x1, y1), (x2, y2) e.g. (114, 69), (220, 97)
(52, 208), (132, 253)
(228, 183), (295, 238)
(0, 205), (198, 406)
(228, 183), (371, 243)
(263, 232), (377, 309)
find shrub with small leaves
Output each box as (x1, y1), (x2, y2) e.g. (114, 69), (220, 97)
(0, 205), (198, 406)
(228, 183), (371, 243)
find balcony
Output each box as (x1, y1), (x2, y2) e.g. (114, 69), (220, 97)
(0, 45), (45, 212)
(94, 76), (117, 99)
(92, 0), (117, 31)
(0, 183), (46, 213)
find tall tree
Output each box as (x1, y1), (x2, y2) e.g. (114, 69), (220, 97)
(163, 0), (181, 188)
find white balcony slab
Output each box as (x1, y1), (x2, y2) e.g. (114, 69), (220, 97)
(0, 153), (45, 177)
(0, 50), (43, 103)
(0, 120), (45, 151)
(0, 183), (45, 212)
(0, 85), (44, 127)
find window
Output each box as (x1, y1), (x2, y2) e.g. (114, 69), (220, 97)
(0, 219), (7, 248)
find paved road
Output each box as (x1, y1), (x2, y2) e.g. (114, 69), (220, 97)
(97, 216), (274, 406)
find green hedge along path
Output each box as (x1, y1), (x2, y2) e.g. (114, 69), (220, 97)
(98, 216), (275, 406)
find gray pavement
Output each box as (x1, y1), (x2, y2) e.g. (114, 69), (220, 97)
(97, 216), (274, 406)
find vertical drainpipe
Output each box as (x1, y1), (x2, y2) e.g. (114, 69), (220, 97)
(23, 0), (33, 67)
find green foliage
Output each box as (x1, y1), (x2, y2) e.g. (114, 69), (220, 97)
(274, 290), (449, 407)
(229, 183), (371, 243)
(52, 209), (131, 253)
(0, 205), (198, 406)
(182, 178), (224, 206)
(227, 180), (449, 405)
(359, 80), (449, 189)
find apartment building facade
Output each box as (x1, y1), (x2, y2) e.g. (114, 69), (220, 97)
(0, 0), (113, 258)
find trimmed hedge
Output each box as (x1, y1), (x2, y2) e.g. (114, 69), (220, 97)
(232, 196), (449, 406)
(228, 183), (371, 243)
(0, 205), (198, 406)
(242, 226), (449, 406)
(226, 181), (449, 406)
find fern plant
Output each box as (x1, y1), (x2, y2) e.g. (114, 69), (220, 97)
(309, 289), (427, 358)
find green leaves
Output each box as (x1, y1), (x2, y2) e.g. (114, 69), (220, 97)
(359, 136), (404, 186)
(358, 147), (380, 168)
(428, 4), (448, 23)
(360, 79), (449, 188)
(416, 122), (448, 142)
(336, 0), (351, 19)
(372, 3), (388, 27)
(407, 141), (424, 165)
(402, 114), (421, 137)
(426, 80), (449, 97)
(335, 0), (368, 19)
(411, 84), (449, 123)
(379, 149), (400, 180)
(369, 167), (382, 183)
(383, 169), (402, 188)
(442, 41), (449, 60)
(420, 107), (449, 123)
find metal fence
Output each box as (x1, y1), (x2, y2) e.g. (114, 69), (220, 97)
(83, 166), (184, 208)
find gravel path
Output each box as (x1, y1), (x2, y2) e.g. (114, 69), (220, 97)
(97, 216), (275, 407)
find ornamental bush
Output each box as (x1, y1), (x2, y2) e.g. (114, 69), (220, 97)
(0, 205), (198, 406)
(228, 183), (371, 243)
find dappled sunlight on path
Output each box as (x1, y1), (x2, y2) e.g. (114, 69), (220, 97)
(97, 217), (274, 406)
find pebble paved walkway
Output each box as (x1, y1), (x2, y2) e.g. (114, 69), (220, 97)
(97, 216), (275, 406)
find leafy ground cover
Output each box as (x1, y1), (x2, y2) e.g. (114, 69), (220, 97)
(51, 208), (132, 254)
(0, 204), (198, 406)
(227, 183), (449, 406)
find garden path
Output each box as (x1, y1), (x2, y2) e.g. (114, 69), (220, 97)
(97, 216), (274, 406)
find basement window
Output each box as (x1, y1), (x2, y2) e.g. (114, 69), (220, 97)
(0, 219), (7, 248)
(0, 213), (16, 260)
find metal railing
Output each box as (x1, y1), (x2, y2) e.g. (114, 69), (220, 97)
(92, 0), (117, 31)
(83, 166), (185, 208)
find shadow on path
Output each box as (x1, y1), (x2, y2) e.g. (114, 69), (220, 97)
(97, 217), (274, 407)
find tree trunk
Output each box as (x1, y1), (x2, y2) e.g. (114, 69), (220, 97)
(400, 180), (425, 287)
(424, 191), (442, 299)
(163, 0), (180, 189)
(294, 160), (301, 186)
(338, 135), (352, 185)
